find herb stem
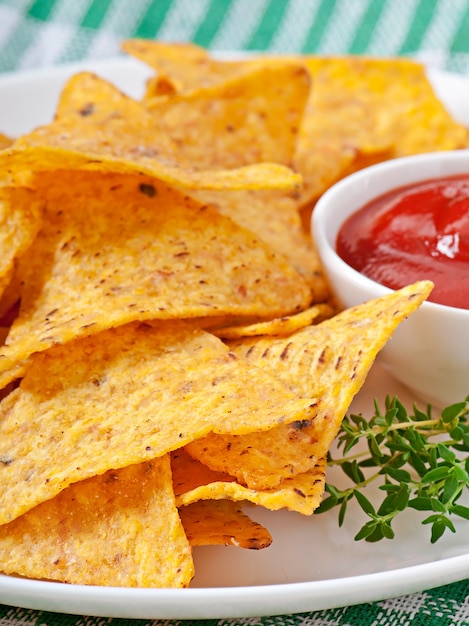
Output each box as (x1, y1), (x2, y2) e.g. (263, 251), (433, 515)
(318, 395), (469, 543)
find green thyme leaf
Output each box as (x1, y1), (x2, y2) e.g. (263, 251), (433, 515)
(452, 504), (469, 520)
(321, 396), (469, 543)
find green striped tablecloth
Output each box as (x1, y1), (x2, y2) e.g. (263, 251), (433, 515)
(1, 0), (469, 74)
(0, 1), (468, 625)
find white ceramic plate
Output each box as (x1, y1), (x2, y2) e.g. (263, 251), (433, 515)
(0, 59), (468, 620)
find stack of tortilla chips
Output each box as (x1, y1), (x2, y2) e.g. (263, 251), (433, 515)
(0, 39), (464, 587)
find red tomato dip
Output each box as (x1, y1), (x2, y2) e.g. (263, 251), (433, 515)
(336, 174), (469, 309)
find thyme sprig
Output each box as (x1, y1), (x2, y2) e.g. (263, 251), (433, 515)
(318, 395), (469, 543)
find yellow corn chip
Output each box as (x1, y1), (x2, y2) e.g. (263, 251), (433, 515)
(0, 456), (194, 587)
(122, 39), (250, 96)
(0, 321), (317, 525)
(144, 61), (310, 171)
(2, 72), (301, 192)
(1, 41), (455, 586)
(213, 303), (334, 339)
(295, 56), (469, 205)
(0, 171), (311, 387)
(172, 447), (236, 492)
(190, 189), (331, 297)
(173, 449), (326, 515)
(179, 500), (272, 549)
(186, 281), (433, 489)
(0, 185), (43, 301)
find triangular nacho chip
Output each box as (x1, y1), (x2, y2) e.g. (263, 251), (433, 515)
(122, 39), (250, 96)
(212, 303), (334, 339)
(144, 61), (310, 171)
(190, 188), (331, 297)
(179, 500), (272, 549)
(0, 456), (194, 587)
(0, 185), (43, 302)
(186, 282), (433, 489)
(0, 171), (311, 387)
(0, 321), (317, 525)
(295, 56), (469, 206)
(2, 72), (301, 192)
(173, 449), (326, 515)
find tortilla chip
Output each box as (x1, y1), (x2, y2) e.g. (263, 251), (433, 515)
(213, 303), (334, 339)
(122, 39), (250, 96)
(144, 61), (310, 171)
(179, 500), (272, 549)
(0, 321), (317, 525)
(190, 188), (331, 297)
(0, 185), (43, 302)
(186, 281), (433, 489)
(185, 424), (321, 491)
(295, 56), (469, 206)
(2, 72), (301, 192)
(0, 456), (194, 587)
(0, 171), (311, 387)
(299, 147), (396, 233)
(173, 449), (326, 515)
(172, 447), (236, 492)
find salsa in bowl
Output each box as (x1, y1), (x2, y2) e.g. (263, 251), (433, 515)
(312, 150), (469, 407)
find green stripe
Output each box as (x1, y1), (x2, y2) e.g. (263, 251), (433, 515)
(0, 20), (38, 72)
(398, 0), (438, 55)
(80, 0), (113, 30)
(338, 600), (383, 626)
(134, 0), (173, 39)
(349, 0), (387, 54)
(450, 1), (469, 53)
(301, 0), (338, 53)
(27, 0), (57, 21)
(245, 0), (289, 51)
(192, 0), (234, 49)
(428, 580), (469, 605)
(58, 30), (95, 65)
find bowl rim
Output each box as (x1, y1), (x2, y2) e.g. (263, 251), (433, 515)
(311, 149), (469, 319)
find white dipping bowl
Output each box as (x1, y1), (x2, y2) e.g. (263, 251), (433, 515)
(312, 150), (469, 408)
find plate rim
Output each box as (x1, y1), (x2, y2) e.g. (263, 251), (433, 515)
(0, 551), (468, 619)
